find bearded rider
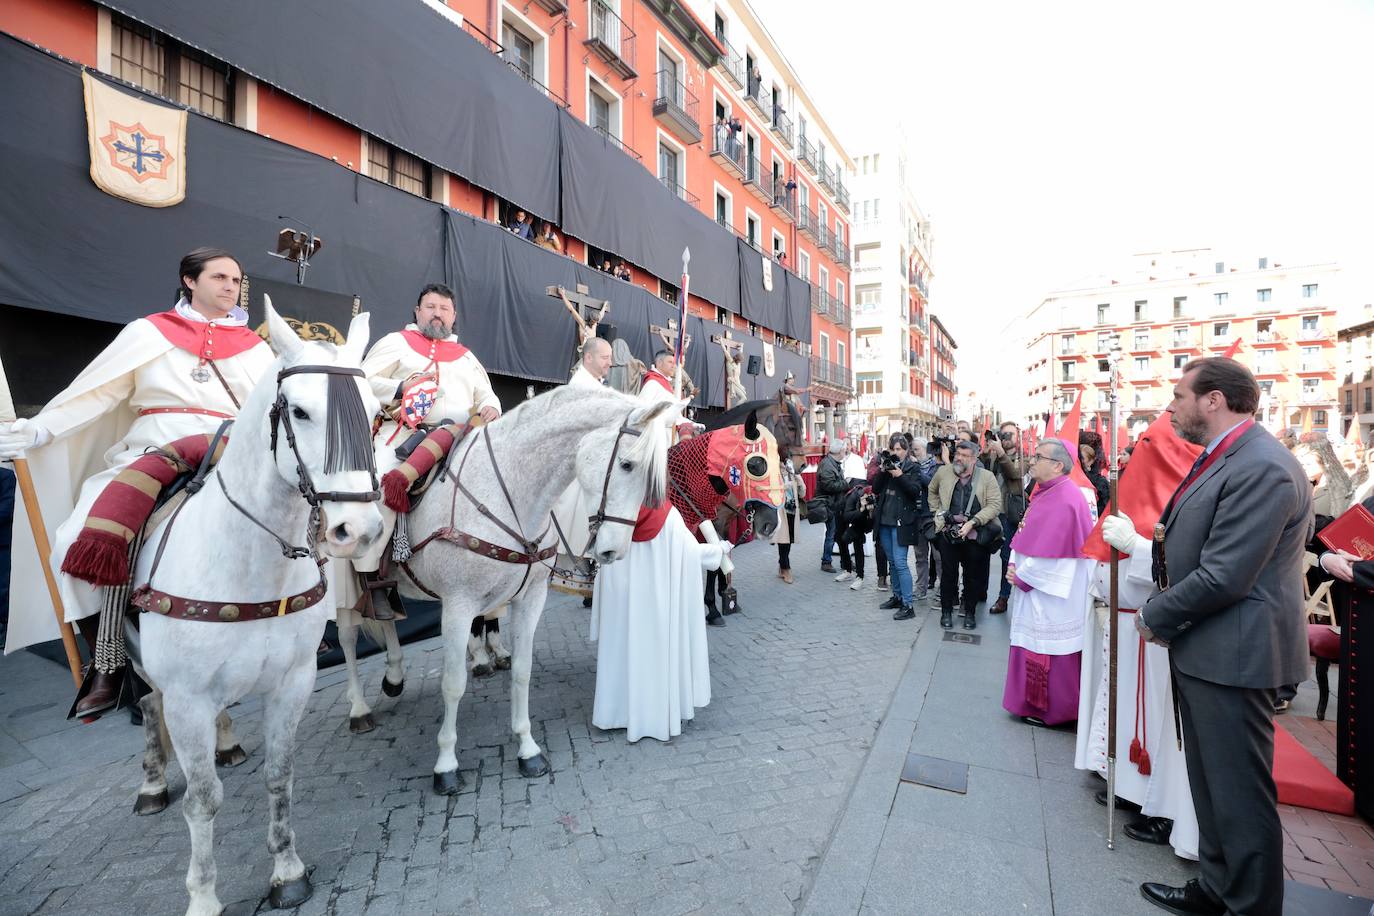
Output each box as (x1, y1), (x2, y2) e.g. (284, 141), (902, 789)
(0, 248), (273, 715)
(345, 283), (501, 619)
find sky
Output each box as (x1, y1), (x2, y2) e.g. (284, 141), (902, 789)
(750, 0), (1374, 410)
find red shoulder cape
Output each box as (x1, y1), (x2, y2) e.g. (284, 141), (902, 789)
(401, 329), (469, 362)
(145, 310), (264, 360)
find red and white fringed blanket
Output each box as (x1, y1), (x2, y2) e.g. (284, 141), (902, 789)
(62, 433), (226, 586)
(381, 422), (472, 513)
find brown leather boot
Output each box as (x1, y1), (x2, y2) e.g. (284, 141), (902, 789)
(353, 571), (406, 621)
(990, 596), (1008, 615)
(73, 617), (121, 718)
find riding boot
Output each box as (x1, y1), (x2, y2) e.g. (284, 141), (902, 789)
(353, 570), (406, 621)
(73, 616), (120, 718)
(939, 610), (953, 629)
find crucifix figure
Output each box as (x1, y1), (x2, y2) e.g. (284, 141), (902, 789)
(649, 319), (697, 400)
(548, 284), (610, 373)
(712, 330), (748, 409)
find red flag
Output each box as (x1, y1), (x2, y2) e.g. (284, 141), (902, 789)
(1222, 337), (1243, 359)
(1082, 411), (1202, 561)
(1347, 417), (1364, 449)
(1056, 392), (1093, 491)
(1044, 409), (1057, 441)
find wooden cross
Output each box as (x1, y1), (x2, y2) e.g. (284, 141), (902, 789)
(648, 319), (695, 400)
(547, 284), (609, 350)
(712, 330), (747, 409)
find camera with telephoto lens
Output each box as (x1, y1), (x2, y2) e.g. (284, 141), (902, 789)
(879, 450), (901, 471)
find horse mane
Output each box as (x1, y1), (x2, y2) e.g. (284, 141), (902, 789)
(324, 371), (375, 474)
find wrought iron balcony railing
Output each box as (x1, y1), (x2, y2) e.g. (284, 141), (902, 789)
(659, 174), (700, 207)
(798, 136), (818, 174)
(585, 0), (636, 79)
(709, 129), (746, 175)
(593, 125), (641, 161)
(652, 70), (701, 143)
(716, 34), (744, 89)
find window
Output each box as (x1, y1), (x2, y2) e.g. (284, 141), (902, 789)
(110, 13), (234, 121)
(716, 306), (730, 325)
(1215, 262), (1225, 274)
(872, 153), (880, 172)
(1366, 389), (1373, 413)
(1096, 303), (1109, 324)
(1097, 359), (1110, 373)
(771, 229), (786, 259)
(1134, 331), (1149, 349)
(1060, 334), (1074, 355)
(746, 213), (760, 249)
(835, 280), (845, 304)
(819, 266), (829, 293)
(590, 91), (611, 134)
(1061, 362), (1075, 382)
(1134, 388), (1147, 408)
(1254, 349), (1274, 372)
(1256, 318), (1273, 340)
(1214, 292), (1228, 307)
(1256, 288), (1272, 302)
(367, 137), (430, 196)
(837, 341), (847, 367)
(798, 250), (810, 280)
(1173, 354), (1188, 370)
(1173, 326), (1189, 345)
(861, 200), (869, 221)
(819, 332), (830, 361)
(1173, 296), (1187, 318)
(857, 373), (883, 395)
(715, 192), (730, 228)
(658, 143), (679, 190)
(658, 277), (680, 305)
(1303, 283), (1319, 298)
(1302, 314), (1319, 331)
(1213, 321), (1230, 339)
(1098, 390), (1110, 410)
(1302, 378), (1319, 395)
(1096, 331), (1111, 352)
(1134, 356), (1149, 373)
(587, 76), (621, 140)
(502, 23), (536, 79)
(713, 12), (726, 42)
(1316, 410), (1328, 426)
(1259, 380), (1274, 397)
(1133, 300), (1147, 322)
(1301, 346), (1320, 370)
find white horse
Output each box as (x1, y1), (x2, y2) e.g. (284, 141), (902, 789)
(368, 386), (675, 790)
(127, 302), (383, 916)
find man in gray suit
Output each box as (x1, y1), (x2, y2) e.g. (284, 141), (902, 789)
(1135, 358), (1311, 916)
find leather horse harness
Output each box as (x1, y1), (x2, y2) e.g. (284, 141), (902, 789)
(132, 365), (380, 622)
(397, 414), (645, 599)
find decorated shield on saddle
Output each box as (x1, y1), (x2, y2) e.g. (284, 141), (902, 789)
(399, 376), (439, 430)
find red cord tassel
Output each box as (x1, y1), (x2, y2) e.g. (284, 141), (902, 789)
(1129, 737), (1142, 765)
(61, 529), (131, 586)
(381, 470), (412, 513)
(1137, 748), (1152, 775)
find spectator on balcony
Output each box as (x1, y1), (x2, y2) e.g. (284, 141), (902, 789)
(772, 99), (786, 128)
(727, 115), (743, 159)
(536, 220), (563, 254)
(714, 114), (729, 153)
(773, 250), (787, 268)
(600, 258), (615, 275)
(507, 209), (534, 240)
(613, 261), (632, 282)
(747, 64), (762, 99)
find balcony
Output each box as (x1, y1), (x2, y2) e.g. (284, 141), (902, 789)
(818, 160), (836, 194)
(815, 220), (830, 250)
(797, 204), (818, 242)
(584, 0), (637, 79)
(503, 59), (570, 108)
(811, 287), (851, 328)
(1128, 337), (1160, 354)
(769, 179), (797, 221)
(935, 372), (955, 391)
(1167, 333), (1202, 352)
(836, 180), (850, 214)
(854, 346), (885, 366)
(743, 155), (772, 203)
(798, 136), (819, 174)
(1252, 364), (1286, 379)
(811, 356), (854, 393)
(593, 125), (641, 161)
(832, 238), (851, 269)
(1300, 391), (1335, 406)
(709, 130), (745, 177)
(1254, 330), (1288, 347)
(652, 70), (701, 144)
(658, 174), (700, 207)
(1298, 327), (1335, 345)
(717, 35), (744, 89)
(1297, 363), (1334, 376)
(770, 106), (793, 145)
(744, 73), (769, 117)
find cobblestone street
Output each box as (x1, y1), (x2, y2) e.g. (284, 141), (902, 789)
(0, 523), (924, 916)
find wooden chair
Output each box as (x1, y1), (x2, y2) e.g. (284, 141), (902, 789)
(1304, 552), (1337, 625)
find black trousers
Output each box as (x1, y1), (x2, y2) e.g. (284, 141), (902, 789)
(874, 534), (887, 580)
(838, 530), (866, 579)
(936, 537), (989, 614)
(777, 511), (796, 570)
(1174, 667), (1283, 916)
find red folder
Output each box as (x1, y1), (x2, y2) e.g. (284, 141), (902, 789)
(1318, 502), (1374, 560)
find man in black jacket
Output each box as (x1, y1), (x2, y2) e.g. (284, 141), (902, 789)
(870, 433), (935, 620)
(817, 439), (848, 573)
(985, 422), (1028, 615)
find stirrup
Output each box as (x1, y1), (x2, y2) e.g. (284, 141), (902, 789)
(353, 572), (407, 621)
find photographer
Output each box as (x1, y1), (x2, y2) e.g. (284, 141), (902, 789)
(929, 440), (1004, 630)
(817, 439), (849, 573)
(984, 421), (1028, 615)
(871, 433), (935, 621)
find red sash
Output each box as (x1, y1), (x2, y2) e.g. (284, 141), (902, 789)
(642, 369), (673, 394)
(145, 310), (263, 360)
(632, 502), (671, 541)
(401, 329), (469, 362)
(1161, 419), (1253, 522)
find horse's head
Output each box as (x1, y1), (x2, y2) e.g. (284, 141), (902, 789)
(772, 390), (805, 463)
(707, 410), (784, 539)
(575, 397), (675, 565)
(264, 297), (384, 559)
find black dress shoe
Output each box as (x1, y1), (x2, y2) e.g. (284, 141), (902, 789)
(1020, 716), (1048, 727)
(1095, 788), (1142, 812)
(879, 596), (903, 610)
(939, 611), (953, 629)
(705, 608), (726, 627)
(1139, 879), (1224, 916)
(962, 613), (976, 630)
(892, 605), (915, 621)
(1124, 816), (1174, 846)
(1273, 698), (1292, 715)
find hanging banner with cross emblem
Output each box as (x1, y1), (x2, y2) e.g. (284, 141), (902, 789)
(82, 72), (186, 208)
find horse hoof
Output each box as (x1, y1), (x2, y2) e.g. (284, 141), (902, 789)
(471, 663), (493, 678)
(493, 655), (512, 671)
(381, 677), (404, 698)
(215, 744), (248, 767)
(268, 873), (313, 909)
(518, 753), (550, 778)
(132, 789), (169, 816)
(432, 769), (462, 795)
(349, 714), (376, 734)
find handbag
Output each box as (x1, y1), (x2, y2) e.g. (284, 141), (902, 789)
(976, 517), (1005, 553)
(805, 497), (830, 525)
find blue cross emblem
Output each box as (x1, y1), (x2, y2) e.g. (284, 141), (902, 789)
(111, 131), (164, 174)
(728, 465), (742, 487)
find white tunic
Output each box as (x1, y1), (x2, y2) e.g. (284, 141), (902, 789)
(590, 507), (720, 742)
(1007, 551), (1092, 656)
(7, 316), (272, 651)
(550, 364), (606, 558)
(1074, 535), (1200, 860)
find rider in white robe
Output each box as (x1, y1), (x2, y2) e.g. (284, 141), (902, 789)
(1074, 524), (1200, 861)
(590, 505), (725, 742)
(2, 259), (272, 656)
(551, 340), (611, 561)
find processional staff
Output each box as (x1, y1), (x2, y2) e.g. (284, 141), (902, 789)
(1106, 334), (1122, 850)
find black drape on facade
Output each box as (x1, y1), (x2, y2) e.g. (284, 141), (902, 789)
(103, 0), (562, 220)
(0, 36), (809, 403)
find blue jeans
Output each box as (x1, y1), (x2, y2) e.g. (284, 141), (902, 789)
(822, 511), (838, 565)
(878, 525), (911, 605)
(998, 512), (1015, 599)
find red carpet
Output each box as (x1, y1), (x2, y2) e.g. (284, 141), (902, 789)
(1274, 722), (1355, 816)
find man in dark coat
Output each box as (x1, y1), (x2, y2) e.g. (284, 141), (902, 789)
(817, 439), (848, 573)
(1135, 358), (1311, 916)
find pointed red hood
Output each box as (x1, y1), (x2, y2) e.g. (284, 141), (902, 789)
(1057, 392), (1093, 490)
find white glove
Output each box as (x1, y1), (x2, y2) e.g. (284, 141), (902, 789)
(700, 542), (732, 572)
(1101, 513), (1138, 555)
(0, 418), (51, 460)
